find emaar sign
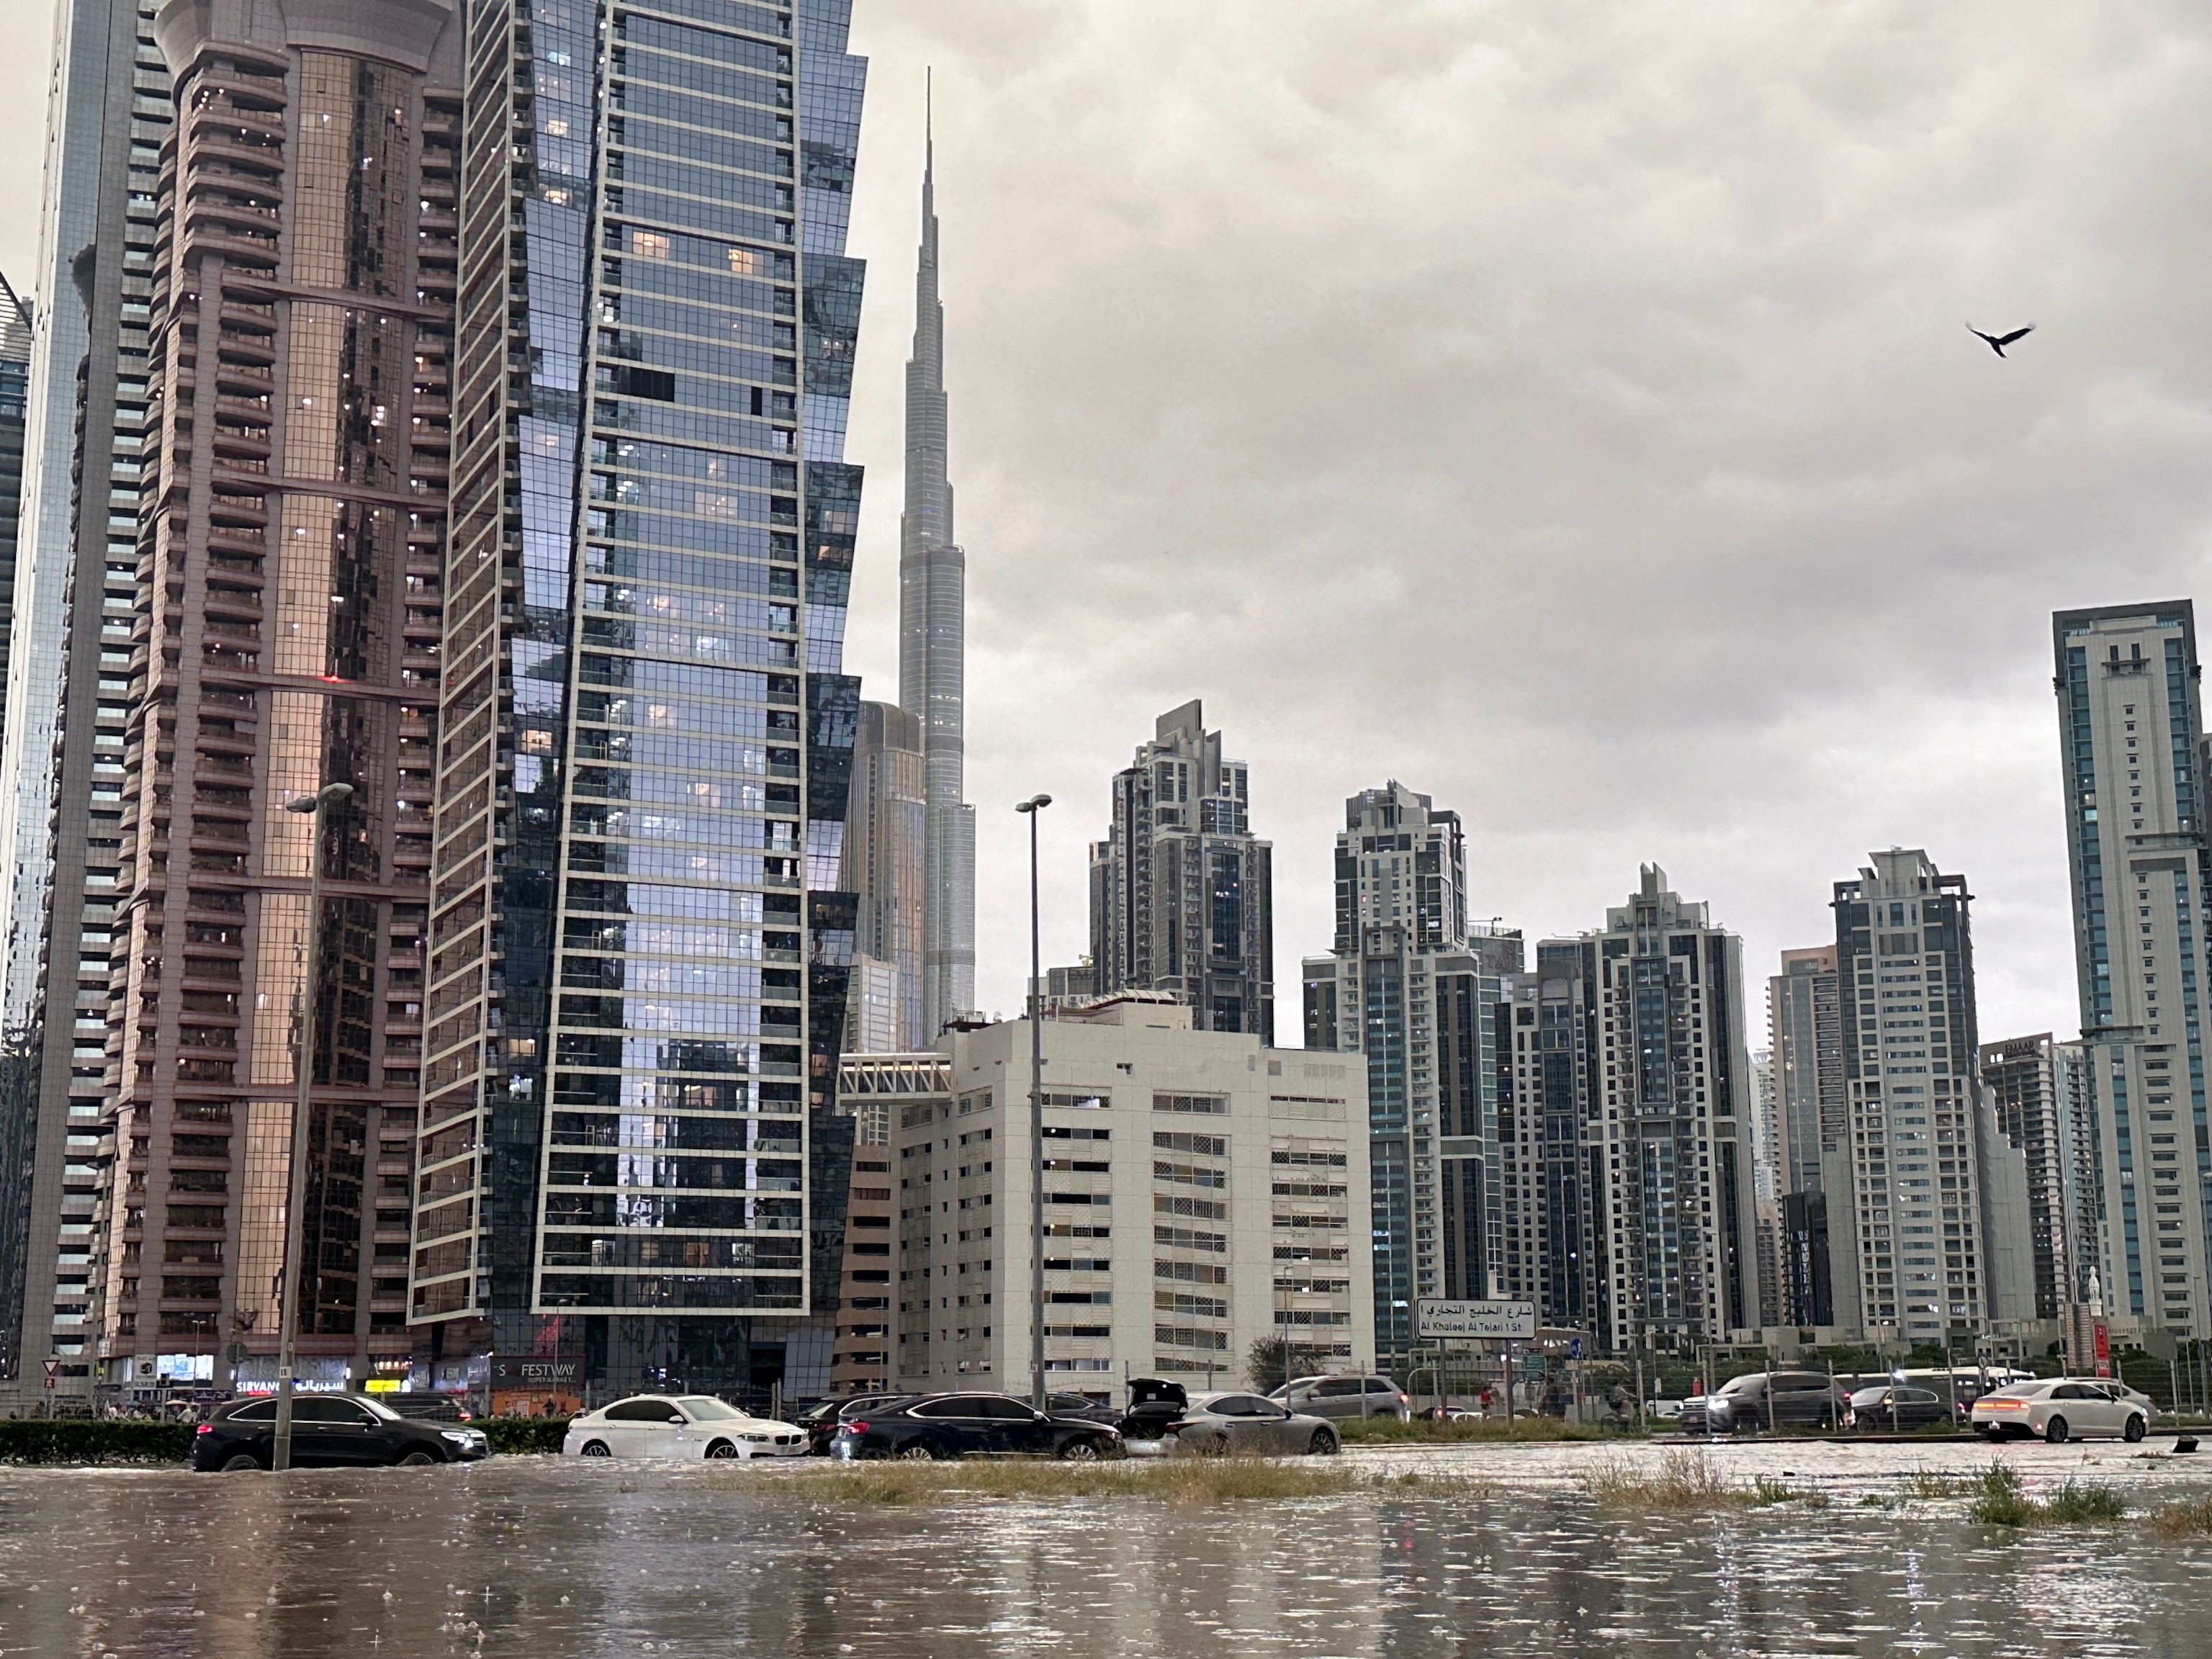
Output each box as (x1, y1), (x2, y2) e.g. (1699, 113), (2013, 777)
(1415, 1299), (1537, 1340)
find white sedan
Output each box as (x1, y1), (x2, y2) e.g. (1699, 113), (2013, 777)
(562, 1395), (809, 1460)
(1970, 1378), (2153, 1444)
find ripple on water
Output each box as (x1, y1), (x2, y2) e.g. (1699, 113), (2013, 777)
(0, 1442), (2205, 1655)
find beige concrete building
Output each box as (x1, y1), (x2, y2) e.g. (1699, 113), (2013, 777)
(891, 997), (1372, 1398)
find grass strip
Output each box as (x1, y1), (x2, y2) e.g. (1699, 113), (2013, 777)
(721, 1456), (1481, 1506)
(1339, 1416), (1618, 1444)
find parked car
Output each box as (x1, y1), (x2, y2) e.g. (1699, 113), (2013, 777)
(1678, 1371), (1849, 1434)
(1118, 1377), (1189, 1444)
(1267, 1375), (1412, 1422)
(831, 1392), (1125, 1461)
(1043, 1390), (1125, 1427)
(562, 1395), (808, 1459)
(387, 1393), (473, 1424)
(799, 1394), (911, 1457)
(192, 1393), (489, 1471)
(1165, 1392), (1341, 1457)
(1845, 1384), (1952, 1431)
(1971, 1379), (2153, 1444)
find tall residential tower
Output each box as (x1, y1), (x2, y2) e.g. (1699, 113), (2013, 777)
(1302, 782), (1518, 1368)
(1826, 850), (2036, 1346)
(2054, 603), (2212, 1341)
(0, 0), (174, 1411)
(1090, 701), (1274, 1037)
(899, 107), (974, 1040)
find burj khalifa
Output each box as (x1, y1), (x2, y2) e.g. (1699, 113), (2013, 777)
(902, 102), (976, 1036)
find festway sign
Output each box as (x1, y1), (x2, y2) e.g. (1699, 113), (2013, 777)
(1416, 1299), (1537, 1340)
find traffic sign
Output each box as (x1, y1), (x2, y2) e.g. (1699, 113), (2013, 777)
(1416, 1299), (1537, 1340)
(41, 1359), (56, 1391)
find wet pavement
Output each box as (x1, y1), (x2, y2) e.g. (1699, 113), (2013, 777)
(4, 1437), (2211, 1656)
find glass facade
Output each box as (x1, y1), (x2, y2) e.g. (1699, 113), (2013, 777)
(77, 3), (459, 1393)
(420, 0), (865, 1389)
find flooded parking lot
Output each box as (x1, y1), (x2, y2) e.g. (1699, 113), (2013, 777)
(6, 1438), (2212, 1656)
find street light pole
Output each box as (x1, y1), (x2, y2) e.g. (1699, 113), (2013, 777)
(271, 781), (352, 1473)
(1015, 793), (1051, 1412)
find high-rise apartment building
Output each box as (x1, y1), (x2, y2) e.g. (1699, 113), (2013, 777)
(1980, 1033), (2095, 1321)
(0, 279), (34, 751)
(1573, 868), (1760, 1356)
(1091, 701), (1274, 1038)
(78, 0), (464, 1393)
(2054, 602), (2212, 1339)
(886, 998), (1373, 1393)
(405, 0), (873, 1397)
(840, 700), (924, 1049)
(1770, 947), (1844, 1197)
(1492, 949), (1595, 1334)
(0, 0), (175, 1411)
(1768, 943), (1844, 1324)
(899, 114), (974, 1041)
(1302, 782), (1517, 1367)
(1750, 1048), (1780, 1328)
(1827, 850), (2036, 1346)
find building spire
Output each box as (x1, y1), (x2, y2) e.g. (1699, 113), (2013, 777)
(901, 82), (975, 1038)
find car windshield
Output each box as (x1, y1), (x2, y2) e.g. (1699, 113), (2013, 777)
(1716, 1376), (1758, 1395)
(678, 1398), (746, 1421)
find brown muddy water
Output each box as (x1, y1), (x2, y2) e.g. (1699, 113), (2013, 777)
(4, 1438), (2210, 1656)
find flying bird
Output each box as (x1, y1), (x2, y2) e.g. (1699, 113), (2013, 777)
(1967, 322), (2035, 358)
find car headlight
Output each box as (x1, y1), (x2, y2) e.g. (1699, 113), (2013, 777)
(441, 1429), (485, 1445)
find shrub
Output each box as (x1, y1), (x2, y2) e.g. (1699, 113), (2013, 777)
(0, 1420), (193, 1464)
(480, 1417), (571, 1455)
(1969, 1465), (2126, 1528)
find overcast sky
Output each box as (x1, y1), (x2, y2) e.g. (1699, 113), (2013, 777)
(6, 2), (2210, 1051)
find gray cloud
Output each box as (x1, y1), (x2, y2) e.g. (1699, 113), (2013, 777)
(6, 1), (2205, 1050)
(840, 0), (2212, 1041)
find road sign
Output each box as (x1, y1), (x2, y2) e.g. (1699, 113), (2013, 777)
(1416, 1299), (1537, 1340)
(41, 1359), (56, 1391)
(1570, 1338), (1583, 1361)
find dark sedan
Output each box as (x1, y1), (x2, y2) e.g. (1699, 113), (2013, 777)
(1846, 1384), (1953, 1431)
(832, 1392), (1124, 1461)
(799, 1393), (912, 1456)
(192, 1393), (490, 1470)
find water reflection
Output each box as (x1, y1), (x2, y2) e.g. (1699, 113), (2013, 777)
(2, 1442), (2210, 1656)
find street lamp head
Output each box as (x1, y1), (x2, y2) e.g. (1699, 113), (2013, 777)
(285, 782), (356, 815)
(1015, 793), (1052, 814)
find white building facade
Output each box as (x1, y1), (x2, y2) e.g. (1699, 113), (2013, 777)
(891, 998), (1373, 1395)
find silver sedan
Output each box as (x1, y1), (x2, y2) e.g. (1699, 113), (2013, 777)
(1166, 1391), (1341, 1456)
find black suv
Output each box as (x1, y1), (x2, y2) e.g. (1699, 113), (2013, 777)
(1679, 1371), (1849, 1434)
(192, 1393), (490, 1470)
(832, 1392), (1125, 1461)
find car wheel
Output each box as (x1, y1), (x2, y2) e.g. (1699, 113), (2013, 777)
(2044, 1416), (2069, 1445)
(579, 1440), (613, 1458)
(397, 1450), (439, 1467)
(2124, 1414), (2148, 1444)
(705, 1440), (740, 1460)
(220, 1452), (263, 1473)
(1193, 1434), (1228, 1458)
(1308, 1429), (1339, 1457)
(894, 1442), (937, 1462)
(1056, 1437), (1103, 1462)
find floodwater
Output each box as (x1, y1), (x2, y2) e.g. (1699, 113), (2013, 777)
(5, 1438), (2212, 1656)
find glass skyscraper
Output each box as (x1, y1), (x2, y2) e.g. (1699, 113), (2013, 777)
(416, 0), (868, 1395)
